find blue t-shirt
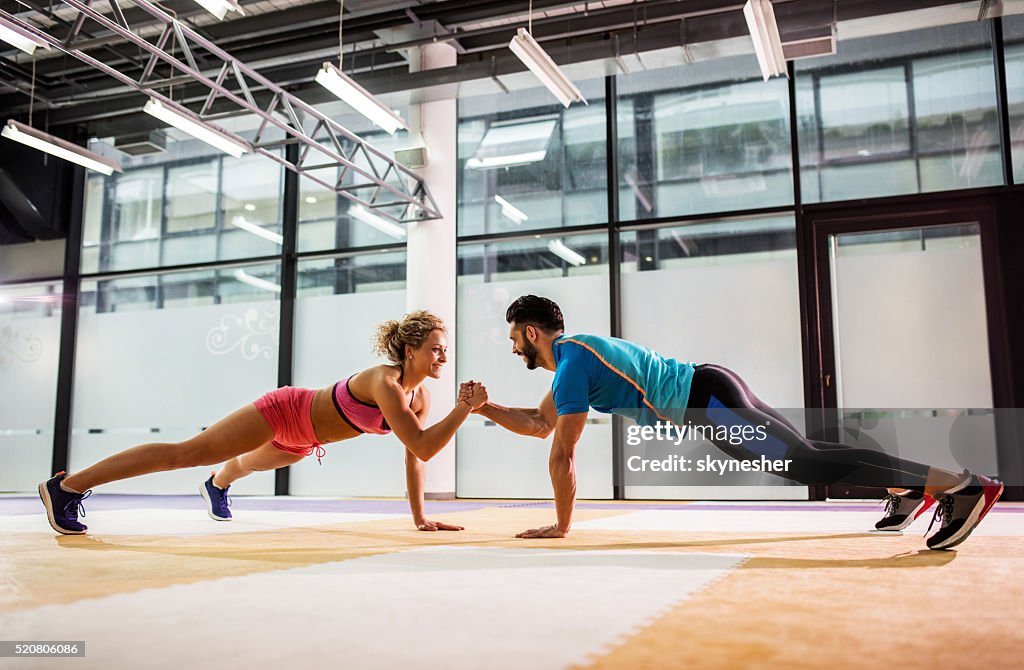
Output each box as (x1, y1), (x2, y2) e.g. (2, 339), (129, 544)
(551, 334), (696, 426)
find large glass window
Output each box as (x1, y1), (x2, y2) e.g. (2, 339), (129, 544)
(455, 232), (612, 498)
(0, 282), (62, 492)
(82, 141), (285, 274)
(1005, 15), (1024, 182)
(291, 250), (407, 496)
(102, 167), (163, 272)
(619, 215), (805, 499)
(458, 80), (608, 236)
(797, 22), (1002, 202)
(71, 264), (281, 494)
(618, 57), (793, 222)
(297, 132), (414, 252)
(80, 263), (283, 313)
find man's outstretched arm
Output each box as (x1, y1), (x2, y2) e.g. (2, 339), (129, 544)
(516, 411), (587, 538)
(470, 388), (557, 439)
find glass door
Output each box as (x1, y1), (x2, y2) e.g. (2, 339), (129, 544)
(812, 207), (1002, 499)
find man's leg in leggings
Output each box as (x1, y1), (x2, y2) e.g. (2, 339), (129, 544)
(683, 365), (1002, 549)
(685, 364), (936, 490)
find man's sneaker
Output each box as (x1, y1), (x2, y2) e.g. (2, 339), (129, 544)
(875, 490), (935, 531)
(200, 475), (232, 521)
(926, 473), (1004, 550)
(38, 473), (91, 535)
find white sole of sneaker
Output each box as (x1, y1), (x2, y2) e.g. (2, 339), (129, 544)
(199, 483), (232, 522)
(37, 481), (86, 535)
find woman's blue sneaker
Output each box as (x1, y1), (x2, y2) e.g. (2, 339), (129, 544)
(38, 473), (91, 535)
(200, 475), (232, 521)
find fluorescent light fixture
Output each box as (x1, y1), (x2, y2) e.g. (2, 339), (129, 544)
(143, 98), (249, 158)
(229, 215), (283, 245)
(192, 0), (244, 21)
(743, 0), (787, 81)
(349, 204), (407, 239)
(494, 195), (528, 224)
(2, 120), (122, 175)
(509, 28), (587, 108)
(315, 62), (408, 135)
(233, 269), (281, 293)
(547, 239), (586, 266)
(466, 151), (547, 169)
(0, 17), (49, 55)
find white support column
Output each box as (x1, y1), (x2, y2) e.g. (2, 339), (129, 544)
(406, 42), (457, 498)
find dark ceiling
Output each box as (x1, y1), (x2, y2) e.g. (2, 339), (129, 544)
(0, 0), (977, 137)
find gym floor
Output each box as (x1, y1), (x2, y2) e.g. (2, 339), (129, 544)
(1, 495), (1021, 669)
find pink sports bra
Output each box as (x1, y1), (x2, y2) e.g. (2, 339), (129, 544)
(332, 375), (415, 435)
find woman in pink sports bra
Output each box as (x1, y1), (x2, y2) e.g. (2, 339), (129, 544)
(39, 311), (488, 536)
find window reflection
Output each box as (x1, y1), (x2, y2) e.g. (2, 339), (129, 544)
(458, 233), (608, 283)
(297, 251), (406, 296)
(82, 147), (284, 273)
(617, 58), (793, 221)
(80, 264), (281, 313)
(458, 81), (609, 236)
(297, 134), (409, 252)
(819, 68), (910, 161)
(797, 22), (1002, 202)
(0, 283), (63, 319)
(1004, 16), (1024, 183)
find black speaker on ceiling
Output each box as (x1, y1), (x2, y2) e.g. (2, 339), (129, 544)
(0, 124), (82, 245)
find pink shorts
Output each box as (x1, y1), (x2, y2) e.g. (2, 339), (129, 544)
(253, 387), (327, 463)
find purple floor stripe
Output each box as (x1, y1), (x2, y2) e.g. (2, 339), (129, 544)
(0, 495), (491, 515)
(1, 495), (1021, 516)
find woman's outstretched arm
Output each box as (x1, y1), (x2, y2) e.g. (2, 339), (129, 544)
(403, 389), (464, 531)
(376, 378), (487, 462)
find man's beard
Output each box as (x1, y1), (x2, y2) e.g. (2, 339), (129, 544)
(521, 339), (539, 370)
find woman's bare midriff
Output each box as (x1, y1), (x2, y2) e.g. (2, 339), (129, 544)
(309, 386), (362, 444)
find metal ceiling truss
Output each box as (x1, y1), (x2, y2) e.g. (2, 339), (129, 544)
(0, 0), (441, 225)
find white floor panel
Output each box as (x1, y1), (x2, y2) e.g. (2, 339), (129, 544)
(574, 508), (1024, 536)
(0, 509), (406, 535)
(0, 546), (746, 670)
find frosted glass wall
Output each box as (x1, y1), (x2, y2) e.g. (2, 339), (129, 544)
(69, 266), (280, 494)
(291, 255), (410, 496)
(456, 234), (613, 498)
(830, 225), (996, 475)
(620, 217), (807, 500)
(0, 283), (62, 492)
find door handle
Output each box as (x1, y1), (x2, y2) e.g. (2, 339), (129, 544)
(824, 374), (831, 387)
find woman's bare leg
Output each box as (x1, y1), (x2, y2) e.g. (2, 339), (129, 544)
(213, 443), (306, 488)
(63, 404), (274, 492)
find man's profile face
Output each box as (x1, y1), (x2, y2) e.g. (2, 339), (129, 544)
(508, 322), (540, 370)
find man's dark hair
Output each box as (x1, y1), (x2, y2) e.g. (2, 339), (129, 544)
(505, 295), (564, 333)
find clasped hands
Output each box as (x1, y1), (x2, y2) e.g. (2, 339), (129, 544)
(458, 380), (488, 411)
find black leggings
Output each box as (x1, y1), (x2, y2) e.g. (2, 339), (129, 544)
(683, 364), (931, 489)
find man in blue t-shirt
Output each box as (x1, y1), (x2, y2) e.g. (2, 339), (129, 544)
(459, 295), (1002, 551)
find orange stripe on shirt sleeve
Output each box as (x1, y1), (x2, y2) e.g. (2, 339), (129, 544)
(560, 338), (672, 422)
